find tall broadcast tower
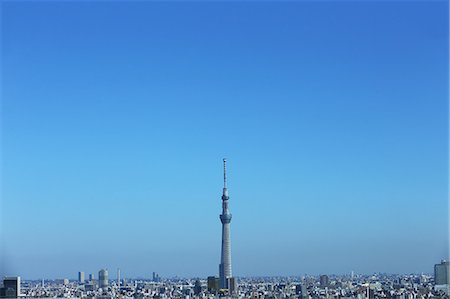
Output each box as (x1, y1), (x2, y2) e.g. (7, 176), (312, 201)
(219, 158), (235, 291)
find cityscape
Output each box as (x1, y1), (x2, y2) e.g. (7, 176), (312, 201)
(1, 1), (448, 299)
(0, 161), (449, 298)
(0, 261), (449, 298)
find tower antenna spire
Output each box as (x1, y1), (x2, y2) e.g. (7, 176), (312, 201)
(223, 158), (227, 188)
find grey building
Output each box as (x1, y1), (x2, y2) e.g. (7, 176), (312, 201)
(227, 277), (237, 294)
(99, 269), (109, 289)
(78, 272), (85, 283)
(296, 284), (308, 298)
(84, 282), (97, 292)
(435, 260), (450, 285)
(0, 277), (20, 298)
(194, 280), (202, 295)
(152, 272), (160, 282)
(320, 275), (329, 287)
(207, 276), (219, 292)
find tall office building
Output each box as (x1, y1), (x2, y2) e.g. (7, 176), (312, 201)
(320, 275), (329, 287)
(0, 277), (20, 298)
(296, 284), (308, 298)
(99, 269), (109, 289)
(89, 273), (94, 281)
(435, 260), (450, 285)
(194, 280), (202, 295)
(227, 277), (237, 294)
(152, 272), (160, 282)
(218, 158), (235, 290)
(207, 276), (219, 292)
(117, 269), (121, 289)
(78, 272), (85, 283)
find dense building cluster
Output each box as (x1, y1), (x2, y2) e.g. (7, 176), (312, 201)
(2, 262), (448, 299)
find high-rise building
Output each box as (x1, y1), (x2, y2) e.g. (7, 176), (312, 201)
(99, 269), (109, 289)
(78, 272), (85, 283)
(227, 277), (237, 294)
(152, 272), (160, 282)
(207, 276), (219, 292)
(219, 158), (234, 290)
(194, 280), (202, 295)
(435, 260), (450, 285)
(0, 277), (20, 298)
(320, 275), (329, 287)
(117, 269), (121, 289)
(295, 284), (308, 298)
(89, 273), (94, 281)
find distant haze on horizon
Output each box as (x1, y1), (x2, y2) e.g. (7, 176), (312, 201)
(1, 1), (448, 280)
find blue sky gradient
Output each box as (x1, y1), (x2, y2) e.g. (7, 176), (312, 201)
(1, 1), (448, 279)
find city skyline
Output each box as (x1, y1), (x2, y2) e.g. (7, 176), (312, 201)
(1, 1), (448, 279)
(5, 271), (448, 299)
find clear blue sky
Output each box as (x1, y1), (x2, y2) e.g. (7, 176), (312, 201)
(1, 0), (448, 280)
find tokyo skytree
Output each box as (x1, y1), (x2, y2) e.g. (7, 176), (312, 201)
(219, 158), (233, 289)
